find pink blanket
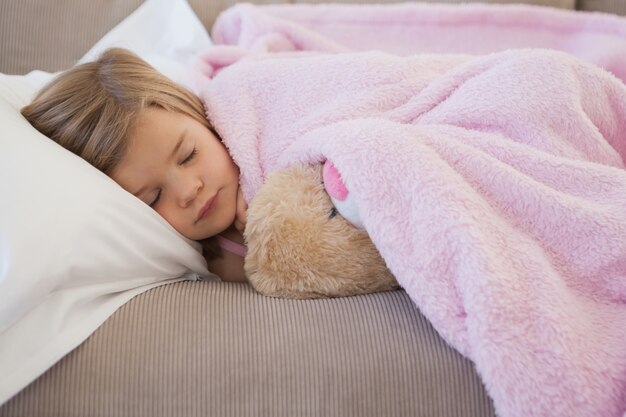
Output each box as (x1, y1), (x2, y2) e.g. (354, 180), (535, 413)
(196, 4), (626, 417)
(201, 2), (626, 84)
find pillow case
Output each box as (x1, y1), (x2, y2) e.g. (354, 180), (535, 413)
(16, 0), (213, 93)
(0, 0), (214, 406)
(78, 0), (212, 89)
(0, 75), (210, 407)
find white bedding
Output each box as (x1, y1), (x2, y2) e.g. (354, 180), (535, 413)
(0, 0), (215, 405)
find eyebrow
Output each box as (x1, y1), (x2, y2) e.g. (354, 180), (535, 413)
(169, 130), (187, 161)
(132, 129), (187, 197)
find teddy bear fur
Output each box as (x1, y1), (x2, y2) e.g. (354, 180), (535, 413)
(244, 164), (398, 299)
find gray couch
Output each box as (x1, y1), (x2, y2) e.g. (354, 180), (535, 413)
(1, 1), (624, 416)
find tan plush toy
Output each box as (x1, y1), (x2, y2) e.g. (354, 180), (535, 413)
(243, 163), (398, 299)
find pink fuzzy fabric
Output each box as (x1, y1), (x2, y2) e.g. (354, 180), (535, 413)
(195, 4), (626, 417)
(200, 2), (626, 84)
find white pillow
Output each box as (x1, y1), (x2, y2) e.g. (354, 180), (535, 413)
(20, 0), (213, 94)
(0, 0), (214, 405)
(79, 0), (212, 89)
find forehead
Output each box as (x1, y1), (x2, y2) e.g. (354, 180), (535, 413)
(129, 107), (184, 151)
(110, 108), (186, 192)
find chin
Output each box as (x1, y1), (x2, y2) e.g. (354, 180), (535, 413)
(197, 221), (232, 240)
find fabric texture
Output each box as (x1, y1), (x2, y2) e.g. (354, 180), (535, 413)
(1, 1), (624, 415)
(77, 0), (213, 88)
(295, 0), (574, 4)
(0, 75), (210, 406)
(195, 4), (626, 416)
(216, 235), (249, 256)
(204, 2), (626, 85)
(579, 0), (626, 14)
(0, 282), (496, 417)
(0, 0), (579, 75)
(0, 0), (217, 405)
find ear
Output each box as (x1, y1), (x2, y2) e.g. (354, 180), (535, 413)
(323, 160), (349, 201)
(322, 159), (364, 229)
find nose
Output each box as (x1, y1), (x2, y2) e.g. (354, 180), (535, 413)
(170, 171), (202, 208)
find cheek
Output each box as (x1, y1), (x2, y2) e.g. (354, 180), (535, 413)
(156, 206), (191, 236)
(202, 140), (233, 173)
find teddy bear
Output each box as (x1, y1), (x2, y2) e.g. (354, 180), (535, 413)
(243, 161), (399, 299)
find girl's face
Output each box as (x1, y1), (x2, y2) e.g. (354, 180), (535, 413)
(111, 107), (240, 241)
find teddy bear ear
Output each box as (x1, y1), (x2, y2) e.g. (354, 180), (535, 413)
(322, 160), (349, 201)
(322, 160), (365, 230)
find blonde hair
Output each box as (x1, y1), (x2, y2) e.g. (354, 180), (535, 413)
(21, 47), (210, 174)
(21, 48), (221, 258)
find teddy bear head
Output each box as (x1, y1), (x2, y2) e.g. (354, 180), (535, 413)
(244, 164), (398, 299)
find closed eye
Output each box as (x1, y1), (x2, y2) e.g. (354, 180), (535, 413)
(329, 207), (338, 219)
(148, 147), (196, 208)
(149, 190), (161, 207)
(181, 148), (197, 165)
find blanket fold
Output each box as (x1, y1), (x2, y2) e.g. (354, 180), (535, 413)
(197, 4), (626, 417)
(208, 2), (626, 82)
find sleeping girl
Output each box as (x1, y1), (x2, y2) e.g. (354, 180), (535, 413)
(21, 48), (249, 283)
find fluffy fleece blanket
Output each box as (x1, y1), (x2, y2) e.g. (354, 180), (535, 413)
(197, 2), (626, 85)
(195, 4), (626, 417)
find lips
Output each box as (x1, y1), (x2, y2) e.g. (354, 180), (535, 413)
(197, 194), (218, 221)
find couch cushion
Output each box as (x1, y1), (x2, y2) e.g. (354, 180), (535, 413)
(0, 0), (282, 74)
(0, 0), (142, 74)
(0, 282), (496, 417)
(578, 0), (626, 14)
